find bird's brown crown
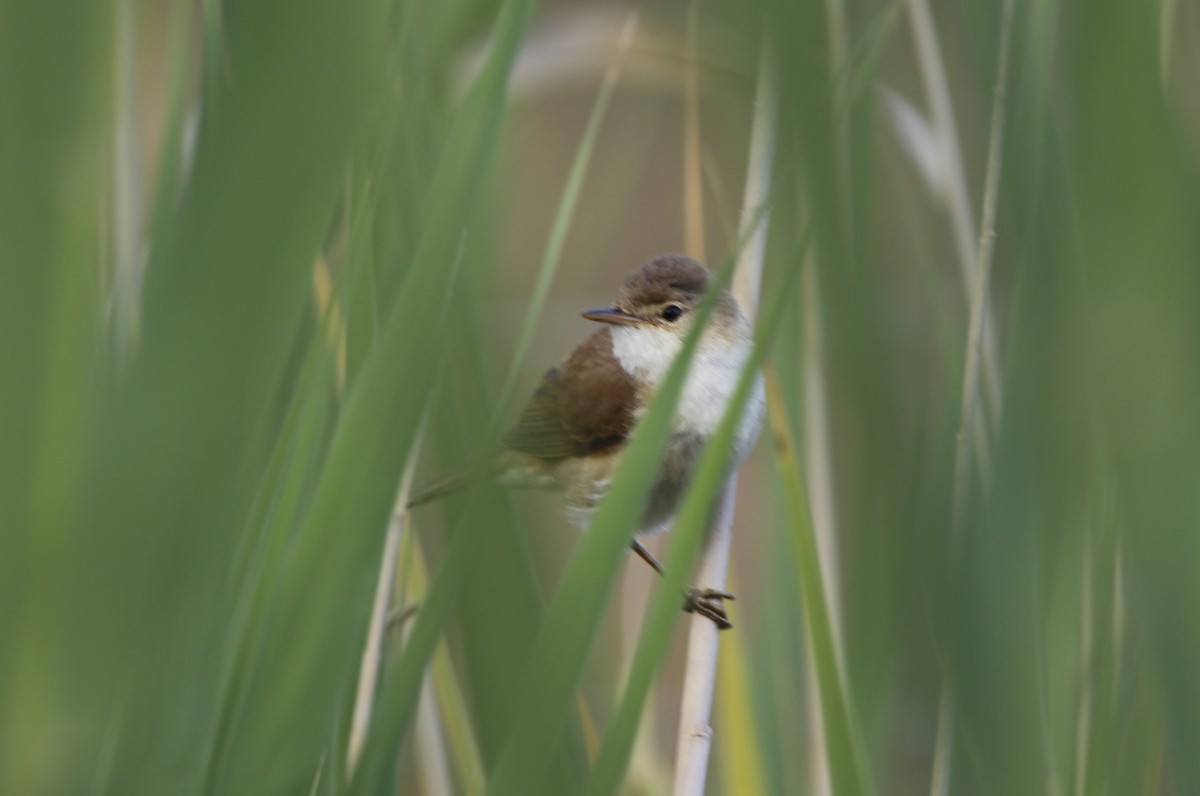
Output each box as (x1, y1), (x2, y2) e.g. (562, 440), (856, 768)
(615, 254), (712, 311)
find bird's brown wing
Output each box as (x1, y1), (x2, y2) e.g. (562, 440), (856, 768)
(504, 327), (637, 460)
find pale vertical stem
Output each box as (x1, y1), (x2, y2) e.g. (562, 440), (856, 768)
(824, 0), (851, 230)
(682, 0), (706, 262)
(415, 674), (455, 796)
(802, 262), (838, 796)
(905, 0), (1004, 441)
(905, 0), (975, 289)
(1112, 545), (1125, 691)
(928, 682), (955, 796)
(673, 484), (736, 796)
(673, 41), (775, 796)
(112, 0), (143, 358)
(817, 0), (850, 632)
(1160, 0), (1178, 86)
(825, 0), (848, 104)
(804, 648), (834, 796)
(930, 0), (1016, 792)
(346, 432), (424, 776)
(730, 42), (776, 319)
(950, 0), (1016, 543)
(801, 266), (843, 653)
(1071, 536), (1095, 796)
(1034, 589), (1066, 796)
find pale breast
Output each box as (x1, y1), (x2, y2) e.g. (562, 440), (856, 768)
(609, 323), (759, 447)
(607, 323), (765, 534)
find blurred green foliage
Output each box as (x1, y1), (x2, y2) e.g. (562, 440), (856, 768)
(2, 0), (1199, 794)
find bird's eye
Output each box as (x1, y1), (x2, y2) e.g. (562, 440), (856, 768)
(661, 304), (684, 322)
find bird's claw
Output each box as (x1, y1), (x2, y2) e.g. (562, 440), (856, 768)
(683, 587), (736, 630)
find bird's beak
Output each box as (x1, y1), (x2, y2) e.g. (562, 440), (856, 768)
(582, 307), (641, 326)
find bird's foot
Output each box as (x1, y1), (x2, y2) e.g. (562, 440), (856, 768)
(683, 587), (735, 630)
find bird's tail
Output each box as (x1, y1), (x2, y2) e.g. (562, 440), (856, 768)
(407, 451), (559, 509)
(406, 469), (474, 508)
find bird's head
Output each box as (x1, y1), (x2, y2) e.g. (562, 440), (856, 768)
(582, 253), (742, 339)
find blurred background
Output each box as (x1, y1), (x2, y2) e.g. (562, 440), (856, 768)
(2, 0), (1200, 794)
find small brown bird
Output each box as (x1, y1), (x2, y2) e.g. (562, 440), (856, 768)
(414, 253), (764, 628)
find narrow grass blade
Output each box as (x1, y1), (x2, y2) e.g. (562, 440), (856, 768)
(764, 366), (874, 795)
(715, 615), (768, 796)
(0, 2), (112, 792)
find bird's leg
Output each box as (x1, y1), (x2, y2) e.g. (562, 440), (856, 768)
(629, 539), (735, 630)
(630, 538), (666, 574)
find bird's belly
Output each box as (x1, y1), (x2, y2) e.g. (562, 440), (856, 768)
(553, 375), (764, 535)
(556, 433), (704, 536)
(637, 432), (705, 535)
(553, 451), (621, 529)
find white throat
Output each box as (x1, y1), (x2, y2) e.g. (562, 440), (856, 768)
(609, 322), (762, 453)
